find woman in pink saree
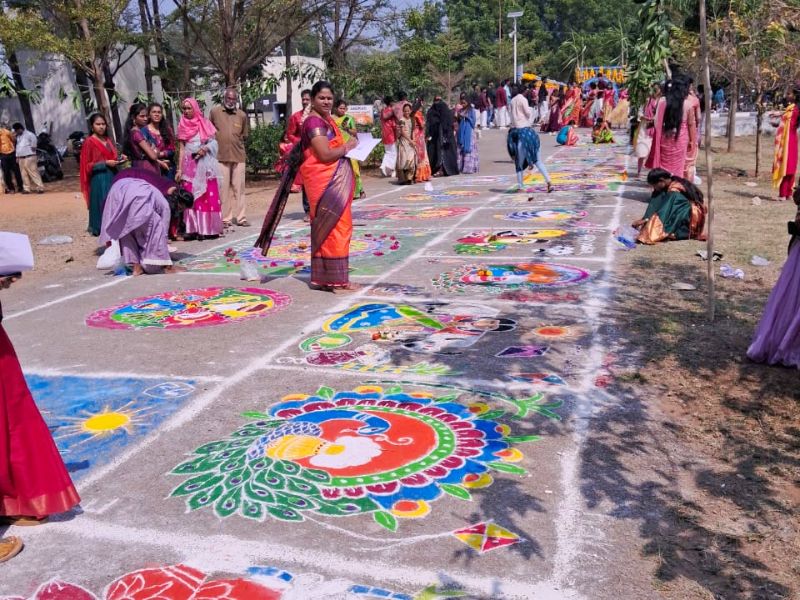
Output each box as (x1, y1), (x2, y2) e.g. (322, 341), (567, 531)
(646, 76), (696, 177)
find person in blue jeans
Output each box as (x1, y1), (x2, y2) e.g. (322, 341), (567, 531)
(507, 84), (554, 193)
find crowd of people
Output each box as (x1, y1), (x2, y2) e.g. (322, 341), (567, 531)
(76, 88), (251, 275)
(0, 122), (46, 195)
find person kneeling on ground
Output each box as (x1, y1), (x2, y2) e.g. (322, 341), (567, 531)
(633, 168), (707, 245)
(100, 168), (194, 275)
(591, 118), (615, 144)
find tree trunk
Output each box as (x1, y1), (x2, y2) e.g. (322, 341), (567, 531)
(102, 62), (124, 142)
(137, 0), (154, 96)
(180, 0), (191, 92)
(699, 0), (715, 321)
(7, 51), (34, 131)
(755, 89), (764, 177)
(726, 75), (737, 152)
(285, 37), (293, 117)
(72, 65), (94, 118)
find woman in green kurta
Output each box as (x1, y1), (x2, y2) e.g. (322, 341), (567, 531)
(333, 99), (365, 199)
(633, 168), (707, 244)
(80, 114), (123, 236)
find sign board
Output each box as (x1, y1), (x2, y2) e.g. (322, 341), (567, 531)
(347, 105), (374, 127)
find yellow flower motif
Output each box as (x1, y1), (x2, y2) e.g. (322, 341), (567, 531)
(462, 473), (493, 489)
(280, 393), (309, 402)
(390, 500), (431, 518)
(468, 402), (490, 415)
(353, 385), (383, 394)
(495, 448), (524, 463)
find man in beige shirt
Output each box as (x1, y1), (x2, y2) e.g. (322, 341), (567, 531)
(210, 88), (250, 227)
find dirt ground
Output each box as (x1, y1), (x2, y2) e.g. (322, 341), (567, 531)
(604, 135), (800, 598)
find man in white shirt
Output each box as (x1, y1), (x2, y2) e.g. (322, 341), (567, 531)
(509, 86), (533, 129)
(12, 123), (43, 194)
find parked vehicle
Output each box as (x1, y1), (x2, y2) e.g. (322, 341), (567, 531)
(67, 130), (86, 164)
(36, 131), (64, 182)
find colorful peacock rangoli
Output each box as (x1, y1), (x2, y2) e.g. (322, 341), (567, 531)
(432, 263), (591, 295)
(453, 229), (568, 255)
(401, 190), (480, 202)
(169, 385), (544, 530)
(85, 287), (290, 330)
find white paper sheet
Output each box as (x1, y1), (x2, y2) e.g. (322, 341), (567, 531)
(0, 232), (34, 274)
(345, 133), (381, 162)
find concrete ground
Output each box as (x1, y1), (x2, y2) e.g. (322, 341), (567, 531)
(0, 128), (659, 600)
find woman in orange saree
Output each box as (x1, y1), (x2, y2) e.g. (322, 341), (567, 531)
(255, 81), (358, 291)
(412, 100), (431, 182)
(560, 84), (582, 127)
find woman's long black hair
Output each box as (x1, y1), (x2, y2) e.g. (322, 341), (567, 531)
(147, 102), (174, 147)
(647, 167), (704, 205)
(122, 102), (147, 156)
(663, 75), (689, 139)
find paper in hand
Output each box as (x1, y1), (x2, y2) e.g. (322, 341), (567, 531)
(345, 133), (381, 162)
(0, 232), (34, 275)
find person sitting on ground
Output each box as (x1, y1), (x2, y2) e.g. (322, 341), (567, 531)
(100, 168), (194, 275)
(632, 168), (707, 245)
(592, 118), (615, 144)
(556, 124), (579, 146)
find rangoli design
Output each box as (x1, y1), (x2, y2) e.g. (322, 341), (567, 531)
(432, 263), (591, 294)
(26, 375), (196, 479)
(86, 287), (290, 330)
(352, 206), (471, 221)
(179, 232), (405, 277)
(170, 385), (542, 530)
(289, 301), (517, 375)
(401, 190), (480, 202)
(454, 230), (568, 255)
(496, 209), (588, 222)
(452, 521), (522, 553)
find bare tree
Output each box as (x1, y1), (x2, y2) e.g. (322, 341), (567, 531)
(318, 0), (390, 72)
(173, 0), (324, 86)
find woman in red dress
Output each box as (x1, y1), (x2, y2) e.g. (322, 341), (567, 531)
(1, 277), (80, 526)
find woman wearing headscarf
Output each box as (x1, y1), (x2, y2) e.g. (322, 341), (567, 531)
(646, 76), (696, 178)
(425, 97), (459, 177)
(411, 99), (431, 182)
(255, 81), (359, 292)
(747, 185), (800, 368)
(771, 82), (800, 201)
(80, 113), (123, 236)
(456, 94), (479, 174)
(176, 97), (223, 240)
(632, 168), (706, 244)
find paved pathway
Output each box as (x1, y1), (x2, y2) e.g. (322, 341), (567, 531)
(0, 129), (647, 600)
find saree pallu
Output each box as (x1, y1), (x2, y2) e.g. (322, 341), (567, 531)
(636, 187), (706, 245)
(507, 128), (541, 172)
(334, 114), (363, 198)
(608, 99), (629, 129)
(772, 104), (798, 190)
(747, 239), (800, 368)
(300, 117), (355, 287)
(561, 93), (581, 126)
(396, 119), (417, 184)
(0, 322), (80, 518)
(412, 113), (431, 182)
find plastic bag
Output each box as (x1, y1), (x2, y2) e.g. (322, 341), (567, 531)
(96, 240), (121, 270)
(239, 260), (260, 281)
(613, 225), (638, 250)
(38, 235), (73, 245)
(720, 264), (745, 279)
